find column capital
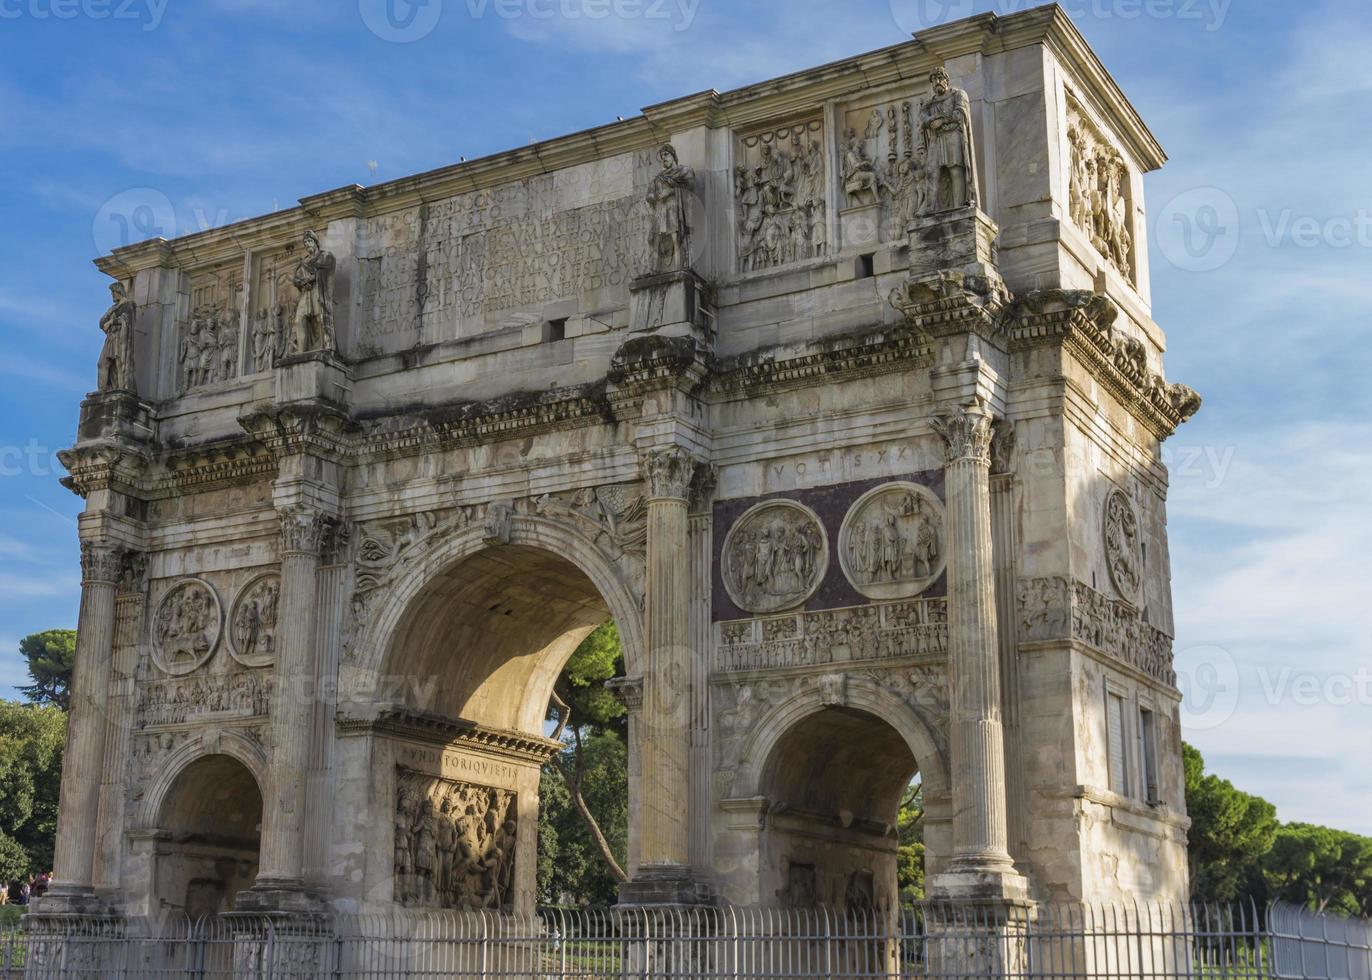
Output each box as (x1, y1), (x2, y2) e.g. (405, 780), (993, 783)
(930, 399), (996, 466)
(79, 540), (124, 585)
(606, 675), (644, 713)
(278, 506), (333, 557)
(640, 446), (703, 501)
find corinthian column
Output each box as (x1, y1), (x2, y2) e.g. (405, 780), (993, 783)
(928, 401), (1025, 901)
(621, 446), (705, 904)
(248, 507), (328, 905)
(46, 541), (123, 904)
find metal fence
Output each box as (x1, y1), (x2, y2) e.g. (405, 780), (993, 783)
(1, 902), (1368, 978)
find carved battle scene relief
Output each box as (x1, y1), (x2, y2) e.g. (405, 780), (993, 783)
(180, 263), (244, 392)
(1067, 90), (1135, 281)
(151, 578), (223, 676)
(1017, 575), (1174, 685)
(228, 573), (280, 668)
(134, 671), (272, 729)
(839, 483), (944, 600)
(715, 597), (948, 673)
(1103, 487), (1143, 605)
(722, 500), (828, 615)
(734, 118), (827, 272)
(394, 768), (517, 912)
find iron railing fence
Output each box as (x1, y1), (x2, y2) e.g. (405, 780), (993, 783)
(1, 901), (1367, 978)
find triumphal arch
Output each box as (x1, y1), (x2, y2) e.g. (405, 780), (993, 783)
(43, 6), (1199, 924)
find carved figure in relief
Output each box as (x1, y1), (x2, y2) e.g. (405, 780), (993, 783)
(1103, 488), (1142, 604)
(97, 281), (136, 393)
(884, 155), (927, 232)
(180, 313), (206, 390)
(646, 144), (695, 274)
(920, 68), (978, 212)
(723, 502), (827, 615)
(842, 128), (881, 207)
(1067, 104), (1135, 278)
(840, 485), (944, 601)
(251, 307), (278, 372)
(217, 309), (239, 382)
(198, 310), (220, 385)
(231, 576), (280, 665)
(153, 579), (222, 674)
(288, 230), (336, 354)
(394, 770), (518, 911)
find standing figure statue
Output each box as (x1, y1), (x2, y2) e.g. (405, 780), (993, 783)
(920, 67), (979, 213)
(646, 144), (695, 274)
(97, 281), (136, 393)
(288, 230), (336, 355)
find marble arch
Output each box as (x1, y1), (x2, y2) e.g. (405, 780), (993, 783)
(46, 6), (1199, 928)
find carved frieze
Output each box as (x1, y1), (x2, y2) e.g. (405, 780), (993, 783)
(394, 768), (517, 912)
(839, 482), (945, 600)
(734, 118), (827, 271)
(1067, 89), (1134, 281)
(1103, 487), (1143, 605)
(1017, 575), (1174, 685)
(721, 500), (828, 615)
(134, 671), (272, 728)
(228, 573), (281, 668)
(151, 577), (223, 676)
(714, 597), (947, 672)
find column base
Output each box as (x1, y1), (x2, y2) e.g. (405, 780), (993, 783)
(234, 878), (327, 915)
(927, 863), (1030, 905)
(26, 885), (116, 918)
(618, 864), (715, 907)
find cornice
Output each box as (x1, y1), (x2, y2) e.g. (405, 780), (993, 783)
(337, 706), (564, 766)
(57, 442), (152, 499)
(93, 6), (1162, 277)
(238, 403), (361, 463)
(1007, 290), (1199, 440)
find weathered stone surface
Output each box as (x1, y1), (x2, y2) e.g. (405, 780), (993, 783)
(48, 6), (1199, 923)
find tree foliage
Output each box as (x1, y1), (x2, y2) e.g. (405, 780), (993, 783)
(0, 701), (66, 881)
(1183, 743), (1278, 905)
(18, 630), (76, 711)
(897, 780), (926, 905)
(1262, 822), (1372, 917)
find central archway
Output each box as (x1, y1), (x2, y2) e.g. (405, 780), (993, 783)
(347, 517), (646, 914)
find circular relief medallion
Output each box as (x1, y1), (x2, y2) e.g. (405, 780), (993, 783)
(1103, 487), (1142, 605)
(151, 577), (223, 676)
(722, 500), (829, 615)
(838, 482), (946, 600)
(228, 572), (281, 668)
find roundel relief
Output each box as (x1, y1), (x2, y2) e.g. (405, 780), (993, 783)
(151, 577), (223, 676)
(839, 482), (945, 600)
(1103, 487), (1143, 605)
(228, 573), (281, 668)
(722, 500), (828, 615)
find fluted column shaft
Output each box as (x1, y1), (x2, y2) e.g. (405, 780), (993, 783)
(51, 542), (122, 894)
(932, 403), (1016, 874)
(256, 509), (326, 887)
(638, 448), (697, 869)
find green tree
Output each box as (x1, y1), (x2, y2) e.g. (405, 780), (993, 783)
(18, 629), (76, 711)
(896, 780), (926, 904)
(0, 701), (67, 880)
(1263, 822), (1372, 917)
(539, 621), (630, 906)
(1183, 743), (1278, 905)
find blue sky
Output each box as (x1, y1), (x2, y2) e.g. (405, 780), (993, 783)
(1, 0), (1369, 833)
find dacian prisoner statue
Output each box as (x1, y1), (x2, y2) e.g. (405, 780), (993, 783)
(44, 7), (1202, 958)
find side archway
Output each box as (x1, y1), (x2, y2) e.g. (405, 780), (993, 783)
(727, 676), (949, 910)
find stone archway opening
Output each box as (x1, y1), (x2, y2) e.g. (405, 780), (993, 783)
(378, 542), (631, 913)
(385, 544), (614, 732)
(153, 754), (263, 917)
(760, 706), (919, 913)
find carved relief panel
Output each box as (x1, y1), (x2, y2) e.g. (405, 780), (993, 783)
(837, 92), (927, 237)
(180, 262), (244, 392)
(838, 482), (945, 600)
(1066, 89), (1136, 282)
(228, 573), (281, 668)
(734, 117), (827, 272)
(248, 247), (302, 372)
(721, 500), (828, 615)
(150, 577), (223, 676)
(394, 768), (517, 912)
(1103, 487), (1143, 606)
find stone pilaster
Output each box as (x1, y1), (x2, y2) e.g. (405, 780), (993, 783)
(687, 466), (717, 871)
(45, 541), (123, 905)
(620, 446), (711, 905)
(241, 506), (329, 910)
(927, 401), (1026, 903)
